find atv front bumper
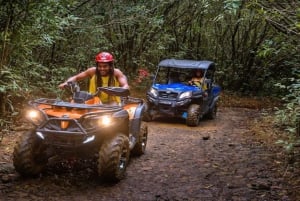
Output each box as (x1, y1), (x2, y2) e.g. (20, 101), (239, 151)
(33, 114), (128, 148)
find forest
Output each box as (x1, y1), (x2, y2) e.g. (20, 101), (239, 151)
(0, 0), (299, 147)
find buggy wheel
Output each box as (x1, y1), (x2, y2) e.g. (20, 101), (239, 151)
(186, 104), (201, 126)
(131, 122), (148, 156)
(13, 130), (48, 177)
(206, 104), (217, 120)
(142, 112), (153, 122)
(98, 134), (130, 182)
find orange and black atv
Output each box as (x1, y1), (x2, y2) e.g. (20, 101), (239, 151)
(13, 82), (148, 182)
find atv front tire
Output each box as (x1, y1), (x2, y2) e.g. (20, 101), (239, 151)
(98, 134), (130, 182)
(13, 130), (48, 177)
(132, 122), (148, 156)
(186, 104), (201, 126)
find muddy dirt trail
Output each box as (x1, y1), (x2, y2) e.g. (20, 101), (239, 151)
(0, 107), (298, 201)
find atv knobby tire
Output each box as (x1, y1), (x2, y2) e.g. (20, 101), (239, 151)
(13, 130), (48, 177)
(131, 122), (148, 156)
(186, 104), (201, 126)
(98, 134), (130, 182)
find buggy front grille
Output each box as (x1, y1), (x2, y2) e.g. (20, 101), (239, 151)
(158, 91), (178, 99)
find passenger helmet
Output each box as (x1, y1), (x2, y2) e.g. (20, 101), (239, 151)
(95, 52), (114, 63)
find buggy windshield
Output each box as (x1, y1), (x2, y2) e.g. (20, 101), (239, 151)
(154, 59), (215, 85)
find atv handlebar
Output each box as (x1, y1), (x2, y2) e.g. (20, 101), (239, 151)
(64, 82), (130, 97)
(66, 81), (80, 93)
(65, 81), (130, 97)
(96, 87), (130, 97)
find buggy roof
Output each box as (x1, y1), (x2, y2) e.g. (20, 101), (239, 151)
(158, 59), (214, 70)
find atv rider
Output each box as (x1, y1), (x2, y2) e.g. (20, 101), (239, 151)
(59, 52), (129, 104)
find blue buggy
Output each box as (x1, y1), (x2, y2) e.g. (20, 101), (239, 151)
(144, 59), (221, 126)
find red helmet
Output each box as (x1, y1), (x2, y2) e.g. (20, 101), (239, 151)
(95, 52), (114, 63)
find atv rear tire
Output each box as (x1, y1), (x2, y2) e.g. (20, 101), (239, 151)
(98, 134), (130, 182)
(206, 104), (217, 120)
(131, 122), (148, 156)
(186, 104), (201, 126)
(13, 130), (48, 177)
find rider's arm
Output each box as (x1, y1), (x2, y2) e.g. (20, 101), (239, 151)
(59, 67), (95, 89)
(114, 69), (130, 89)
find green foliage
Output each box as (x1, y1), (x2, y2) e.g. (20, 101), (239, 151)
(0, 67), (21, 118)
(275, 68), (300, 131)
(0, 118), (11, 142)
(252, 0), (300, 146)
(0, 0), (79, 121)
(0, 70), (18, 93)
(274, 67), (300, 152)
(276, 138), (300, 153)
(224, 0), (243, 15)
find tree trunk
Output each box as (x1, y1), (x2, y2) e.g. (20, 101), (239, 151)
(0, 92), (6, 118)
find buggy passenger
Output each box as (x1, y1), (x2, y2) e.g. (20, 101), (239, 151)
(188, 69), (207, 90)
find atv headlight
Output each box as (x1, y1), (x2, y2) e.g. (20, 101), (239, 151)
(82, 114), (114, 129)
(97, 115), (112, 127)
(149, 88), (158, 97)
(26, 109), (45, 126)
(179, 91), (192, 99)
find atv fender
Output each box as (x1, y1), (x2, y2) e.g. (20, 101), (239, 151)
(127, 103), (146, 138)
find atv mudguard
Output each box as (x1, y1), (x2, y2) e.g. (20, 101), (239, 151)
(123, 97), (146, 139)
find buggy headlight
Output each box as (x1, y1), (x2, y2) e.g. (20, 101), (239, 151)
(179, 91), (192, 99)
(149, 88), (158, 97)
(27, 109), (45, 126)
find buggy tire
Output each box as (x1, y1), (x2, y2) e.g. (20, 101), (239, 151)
(13, 130), (48, 177)
(206, 104), (217, 120)
(142, 112), (153, 122)
(98, 134), (130, 182)
(131, 122), (148, 156)
(186, 104), (201, 126)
